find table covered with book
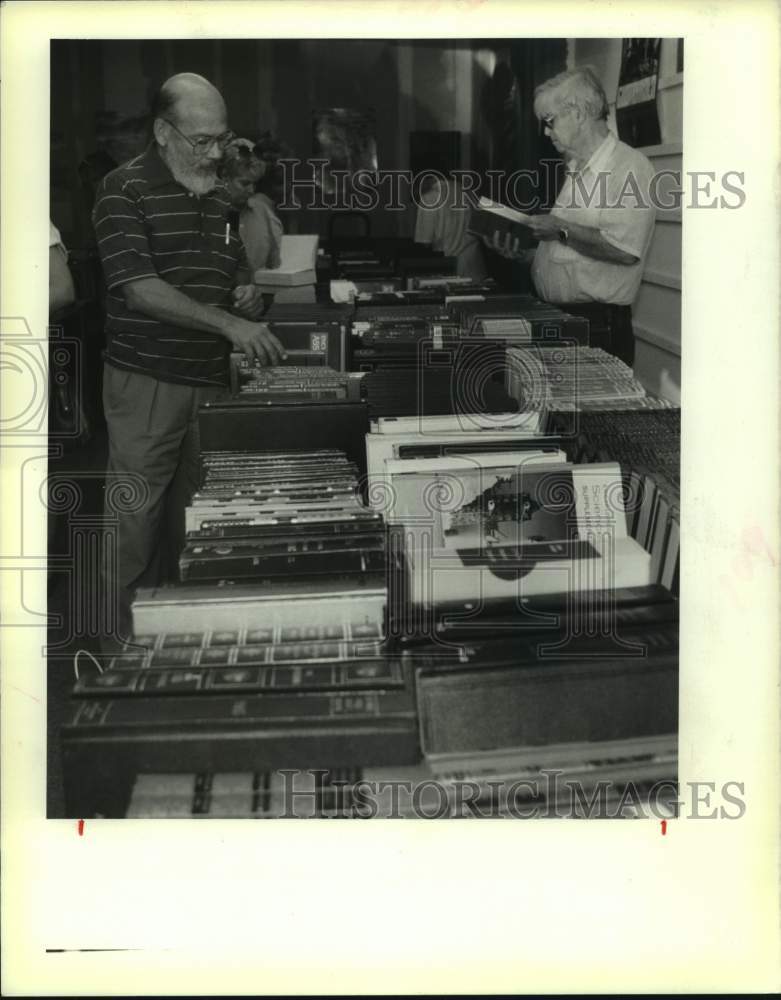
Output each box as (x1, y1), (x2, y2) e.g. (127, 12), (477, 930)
(61, 251), (680, 819)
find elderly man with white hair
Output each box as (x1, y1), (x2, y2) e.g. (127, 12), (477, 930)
(493, 67), (657, 366)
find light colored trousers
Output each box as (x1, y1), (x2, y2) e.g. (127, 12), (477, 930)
(102, 364), (223, 638)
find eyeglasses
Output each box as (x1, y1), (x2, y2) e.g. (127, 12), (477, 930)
(540, 107), (571, 131)
(161, 118), (236, 156)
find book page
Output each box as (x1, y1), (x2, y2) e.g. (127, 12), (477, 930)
(278, 234), (319, 272)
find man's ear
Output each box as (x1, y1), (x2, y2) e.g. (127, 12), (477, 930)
(152, 117), (168, 147)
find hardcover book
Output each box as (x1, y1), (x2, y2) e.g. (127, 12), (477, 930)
(467, 197), (537, 247)
(254, 234), (319, 288)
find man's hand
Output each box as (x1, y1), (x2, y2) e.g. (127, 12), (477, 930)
(225, 317), (286, 366)
(232, 284), (266, 321)
(484, 231), (530, 261)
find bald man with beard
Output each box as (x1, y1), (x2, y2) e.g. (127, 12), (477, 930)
(93, 73), (285, 643)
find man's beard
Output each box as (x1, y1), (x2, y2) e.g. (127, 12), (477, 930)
(163, 142), (220, 196)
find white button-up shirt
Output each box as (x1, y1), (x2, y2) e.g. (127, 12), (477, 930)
(532, 132), (656, 306)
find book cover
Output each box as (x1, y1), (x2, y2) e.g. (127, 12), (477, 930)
(394, 463), (650, 605)
(389, 461), (629, 546)
(467, 197), (537, 246)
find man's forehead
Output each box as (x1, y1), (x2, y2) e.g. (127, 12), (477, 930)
(535, 90), (564, 117)
(175, 94), (227, 133)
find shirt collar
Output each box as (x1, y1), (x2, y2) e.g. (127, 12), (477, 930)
(137, 142), (178, 190)
(567, 131), (617, 177)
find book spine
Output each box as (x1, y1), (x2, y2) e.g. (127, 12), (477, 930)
(416, 651), (679, 755)
(74, 657), (405, 697)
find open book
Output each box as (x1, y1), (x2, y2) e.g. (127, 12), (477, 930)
(254, 235), (319, 287)
(468, 196), (537, 245)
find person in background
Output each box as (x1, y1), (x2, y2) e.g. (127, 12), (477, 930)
(49, 221), (76, 316)
(414, 164), (487, 282)
(490, 67), (656, 367)
(222, 134), (290, 272)
(92, 73), (285, 644)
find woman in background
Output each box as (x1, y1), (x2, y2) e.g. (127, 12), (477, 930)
(222, 134), (290, 273)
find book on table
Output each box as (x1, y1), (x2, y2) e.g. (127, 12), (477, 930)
(389, 459), (653, 604)
(254, 234), (319, 288)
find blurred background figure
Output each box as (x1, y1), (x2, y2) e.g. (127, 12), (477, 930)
(413, 161), (487, 282)
(49, 220), (76, 316)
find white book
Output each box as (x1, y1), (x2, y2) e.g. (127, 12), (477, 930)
(254, 234), (319, 287)
(373, 411), (541, 435)
(386, 460), (627, 542)
(476, 196), (535, 227)
(366, 432), (565, 509)
(407, 534), (652, 606)
(384, 451), (565, 474)
(397, 461), (644, 604)
(132, 582), (386, 635)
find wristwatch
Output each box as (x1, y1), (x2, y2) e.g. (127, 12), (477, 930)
(558, 226), (569, 245)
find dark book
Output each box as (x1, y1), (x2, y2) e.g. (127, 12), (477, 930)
(62, 689), (420, 817)
(395, 585), (678, 646)
(467, 198), (537, 249)
(415, 631), (678, 756)
(74, 656), (404, 697)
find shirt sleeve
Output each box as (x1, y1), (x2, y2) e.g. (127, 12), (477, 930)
(598, 156), (657, 259)
(92, 175), (159, 291)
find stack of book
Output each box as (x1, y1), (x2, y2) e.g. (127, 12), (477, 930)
(62, 675), (418, 817)
(449, 294), (590, 346)
(386, 443), (680, 812)
(184, 449), (369, 544)
(553, 408), (681, 594)
(365, 411), (548, 510)
(228, 360), (364, 403)
(124, 768), (370, 818)
(61, 447), (422, 815)
(123, 748), (678, 818)
(254, 234), (319, 295)
(505, 345), (670, 415)
(263, 301), (354, 335)
(361, 341), (518, 416)
(354, 289), (446, 311)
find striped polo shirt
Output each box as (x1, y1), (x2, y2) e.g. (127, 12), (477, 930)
(93, 143), (247, 386)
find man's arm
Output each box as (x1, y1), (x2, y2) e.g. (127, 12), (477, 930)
(123, 277), (285, 366)
(524, 215), (638, 264)
(94, 176), (279, 362)
(490, 217), (637, 265)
